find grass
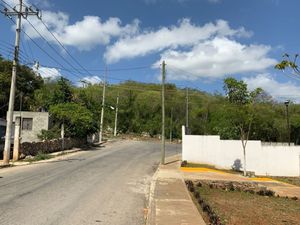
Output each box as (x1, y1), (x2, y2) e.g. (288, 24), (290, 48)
(193, 183), (300, 225)
(24, 151), (54, 162)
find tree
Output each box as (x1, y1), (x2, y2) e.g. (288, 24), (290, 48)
(32, 77), (73, 111)
(275, 53), (300, 76)
(0, 57), (43, 117)
(49, 103), (97, 138)
(224, 77), (262, 176)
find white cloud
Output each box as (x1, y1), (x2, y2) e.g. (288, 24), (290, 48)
(104, 19), (252, 63)
(81, 75), (102, 85)
(33, 66), (62, 79)
(153, 37), (276, 80)
(244, 73), (300, 102)
(23, 12), (140, 51)
(208, 0), (222, 3)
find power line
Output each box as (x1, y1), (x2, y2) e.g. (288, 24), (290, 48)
(39, 18), (96, 78)
(23, 18), (89, 77)
(1, 0), (96, 81)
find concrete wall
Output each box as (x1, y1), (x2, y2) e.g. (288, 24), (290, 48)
(13, 111), (49, 143)
(182, 126), (300, 177)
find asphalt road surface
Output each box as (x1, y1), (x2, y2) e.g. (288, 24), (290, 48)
(0, 140), (180, 225)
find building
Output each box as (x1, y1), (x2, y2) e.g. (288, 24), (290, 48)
(12, 111), (50, 143)
(0, 118), (6, 138)
(0, 118), (6, 151)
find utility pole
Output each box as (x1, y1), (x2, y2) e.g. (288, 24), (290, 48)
(12, 92), (23, 161)
(170, 108), (173, 143)
(161, 61), (166, 165)
(1, 1), (41, 165)
(99, 67), (107, 143)
(61, 121), (64, 151)
(284, 100), (291, 146)
(186, 87), (189, 132)
(114, 93), (119, 137)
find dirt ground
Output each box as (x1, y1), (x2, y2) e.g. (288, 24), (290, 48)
(195, 184), (300, 225)
(271, 177), (300, 187)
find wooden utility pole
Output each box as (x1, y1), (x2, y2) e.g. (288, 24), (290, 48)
(99, 67), (107, 143)
(161, 61), (166, 165)
(1, 1), (41, 165)
(114, 93), (119, 137)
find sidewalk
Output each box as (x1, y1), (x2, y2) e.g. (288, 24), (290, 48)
(147, 155), (206, 225)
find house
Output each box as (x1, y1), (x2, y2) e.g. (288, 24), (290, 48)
(0, 118), (6, 138)
(0, 118), (6, 151)
(12, 111), (50, 143)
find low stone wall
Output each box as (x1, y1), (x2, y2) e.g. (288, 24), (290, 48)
(20, 138), (86, 156)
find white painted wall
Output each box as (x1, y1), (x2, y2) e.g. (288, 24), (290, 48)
(182, 126), (300, 177)
(13, 111), (49, 143)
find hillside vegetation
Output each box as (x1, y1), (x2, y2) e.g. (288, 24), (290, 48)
(1, 56), (299, 143)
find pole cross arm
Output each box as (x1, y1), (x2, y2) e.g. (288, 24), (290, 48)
(1, 6), (41, 19)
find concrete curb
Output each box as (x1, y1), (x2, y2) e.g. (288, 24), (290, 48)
(145, 165), (160, 225)
(11, 148), (83, 167)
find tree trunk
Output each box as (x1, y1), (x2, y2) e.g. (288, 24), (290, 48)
(243, 144), (246, 176)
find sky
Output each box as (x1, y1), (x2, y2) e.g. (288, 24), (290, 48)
(1, 0), (300, 102)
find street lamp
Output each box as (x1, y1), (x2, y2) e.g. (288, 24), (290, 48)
(284, 100), (291, 146)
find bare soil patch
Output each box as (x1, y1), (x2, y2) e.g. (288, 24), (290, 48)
(270, 177), (300, 187)
(187, 180), (300, 225)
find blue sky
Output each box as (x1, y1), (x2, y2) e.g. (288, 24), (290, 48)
(1, 0), (300, 101)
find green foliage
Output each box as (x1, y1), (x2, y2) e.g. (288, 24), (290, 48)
(32, 77), (73, 111)
(1, 56), (300, 144)
(37, 127), (61, 141)
(224, 77), (249, 104)
(275, 53), (300, 75)
(0, 58), (43, 117)
(50, 102), (98, 138)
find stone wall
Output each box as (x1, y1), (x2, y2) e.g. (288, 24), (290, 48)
(20, 138), (86, 156)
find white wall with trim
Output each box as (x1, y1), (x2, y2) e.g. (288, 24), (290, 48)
(182, 126), (300, 177)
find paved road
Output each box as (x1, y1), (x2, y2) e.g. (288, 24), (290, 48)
(0, 140), (180, 225)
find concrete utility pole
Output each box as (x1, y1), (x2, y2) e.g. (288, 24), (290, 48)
(61, 122), (64, 151)
(170, 108), (173, 143)
(1, 1), (41, 165)
(99, 67), (107, 143)
(186, 87), (189, 131)
(161, 61), (166, 165)
(284, 100), (291, 146)
(114, 93), (119, 137)
(12, 92), (23, 161)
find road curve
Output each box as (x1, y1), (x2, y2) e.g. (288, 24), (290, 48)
(0, 140), (180, 225)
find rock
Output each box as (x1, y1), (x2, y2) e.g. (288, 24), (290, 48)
(19, 153), (26, 160)
(25, 155), (34, 160)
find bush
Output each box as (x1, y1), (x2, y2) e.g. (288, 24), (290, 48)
(38, 128), (60, 141)
(181, 160), (188, 167)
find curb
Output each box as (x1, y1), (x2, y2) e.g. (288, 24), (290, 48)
(145, 164), (160, 225)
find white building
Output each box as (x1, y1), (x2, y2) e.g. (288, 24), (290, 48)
(12, 111), (50, 143)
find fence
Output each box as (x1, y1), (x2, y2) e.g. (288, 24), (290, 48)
(182, 126), (300, 177)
